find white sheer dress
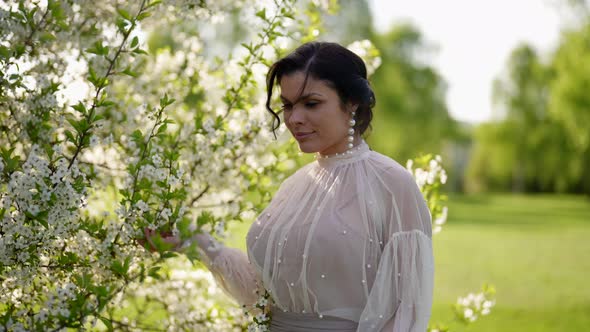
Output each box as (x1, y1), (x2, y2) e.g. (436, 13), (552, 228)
(195, 140), (434, 331)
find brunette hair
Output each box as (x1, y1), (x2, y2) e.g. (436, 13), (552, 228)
(266, 41), (375, 137)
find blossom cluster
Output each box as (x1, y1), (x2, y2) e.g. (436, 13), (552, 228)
(243, 289), (273, 332)
(407, 155), (448, 189)
(406, 154), (449, 234)
(453, 284), (496, 324)
(101, 258), (251, 331)
(0, 0), (334, 330)
(347, 39), (382, 76)
(408, 157), (496, 331)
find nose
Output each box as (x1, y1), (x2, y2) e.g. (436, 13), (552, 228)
(287, 106), (305, 126)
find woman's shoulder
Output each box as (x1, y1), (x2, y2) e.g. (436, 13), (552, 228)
(366, 150), (415, 185)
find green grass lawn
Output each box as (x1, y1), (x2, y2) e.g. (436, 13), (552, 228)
(430, 193), (590, 332)
(226, 193), (590, 331)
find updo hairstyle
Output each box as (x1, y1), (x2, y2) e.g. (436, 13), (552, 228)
(265, 41), (376, 137)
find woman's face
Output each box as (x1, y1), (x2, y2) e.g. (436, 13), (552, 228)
(279, 71), (356, 155)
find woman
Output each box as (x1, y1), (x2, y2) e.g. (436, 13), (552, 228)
(145, 41), (434, 331)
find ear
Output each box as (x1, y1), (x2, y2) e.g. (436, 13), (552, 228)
(347, 102), (359, 113)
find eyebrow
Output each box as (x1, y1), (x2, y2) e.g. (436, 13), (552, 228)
(280, 93), (323, 104)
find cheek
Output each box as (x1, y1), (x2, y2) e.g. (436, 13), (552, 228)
(320, 113), (348, 134)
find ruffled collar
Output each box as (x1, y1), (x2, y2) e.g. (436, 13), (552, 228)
(315, 139), (371, 167)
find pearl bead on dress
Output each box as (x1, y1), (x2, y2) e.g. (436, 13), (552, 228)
(316, 139), (365, 159)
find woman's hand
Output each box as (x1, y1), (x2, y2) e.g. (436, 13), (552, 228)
(139, 228), (182, 252)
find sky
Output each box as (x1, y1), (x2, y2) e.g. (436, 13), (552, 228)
(368, 0), (565, 123)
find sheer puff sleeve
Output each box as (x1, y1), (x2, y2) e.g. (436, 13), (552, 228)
(190, 231), (262, 307)
(357, 166), (434, 332)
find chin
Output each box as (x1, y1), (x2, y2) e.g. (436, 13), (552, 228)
(297, 141), (320, 154)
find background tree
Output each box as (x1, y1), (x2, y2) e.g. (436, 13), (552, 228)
(548, 21), (590, 194)
(368, 24), (459, 172)
(322, 0), (373, 44)
(467, 45), (554, 192)
(466, 9), (590, 195)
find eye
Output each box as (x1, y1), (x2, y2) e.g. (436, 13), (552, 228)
(281, 104), (293, 112)
(304, 101), (319, 108)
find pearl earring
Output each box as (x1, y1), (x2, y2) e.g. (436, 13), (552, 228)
(347, 111), (356, 153)
(316, 110), (361, 160)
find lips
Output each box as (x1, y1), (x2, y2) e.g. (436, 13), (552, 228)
(294, 131), (315, 140)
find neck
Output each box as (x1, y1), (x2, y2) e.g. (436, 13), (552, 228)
(317, 137), (363, 159)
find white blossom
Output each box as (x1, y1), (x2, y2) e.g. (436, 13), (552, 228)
(0, 0), (377, 330)
(89, 135), (99, 147)
(135, 200), (149, 213)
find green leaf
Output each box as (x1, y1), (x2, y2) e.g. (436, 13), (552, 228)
(97, 100), (115, 108)
(214, 115), (223, 129)
(147, 0), (163, 9)
(131, 129), (143, 142)
(116, 18), (128, 33)
(256, 8), (266, 20)
(67, 117), (82, 133)
(0, 45), (10, 59)
(87, 66), (98, 86)
(58, 252), (79, 267)
(197, 211), (214, 227)
(39, 32), (56, 42)
(122, 67), (138, 77)
(130, 36), (139, 49)
(94, 285), (110, 298)
(0, 148), (21, 173)
(138, 263), (146, 282)
(99, 317), (114, 332)
(79, 119), (89, 132)
(110, 258), (129, 277)
(160, 251), (177, 259)
(71, 102), (87, 115)
(157, 123), (168, 135)
(240, 42), (253, 53)
(64, 130), (76, 144)
(132, 48), (148, 55)
(148, 266), (162, 279)
(27, 7), (38, 22)
(176, 216), (193, 238)
(86, 40), (108, 56)
(159, 94), (175, 108)
(74, 272), (92, 289)
(119, 189), (130, 199)
(137, 11), (152, 21)
(93, 114), (105, 122)
(116, 8), (131, 21)
(36, 215), (49, 229)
